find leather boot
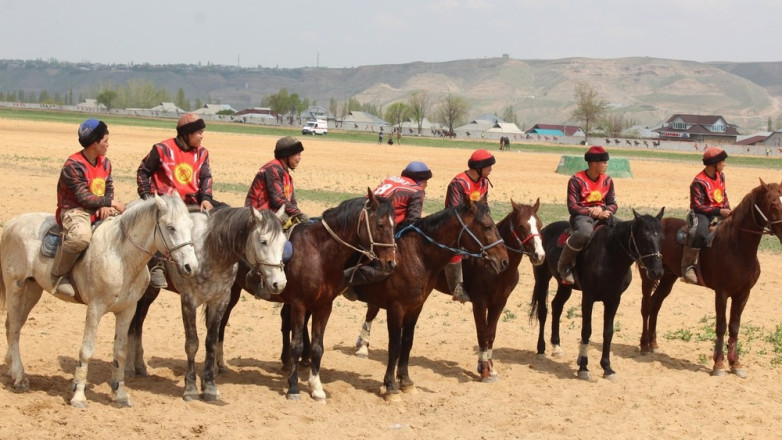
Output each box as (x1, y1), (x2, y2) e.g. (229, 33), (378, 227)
(149, 261), (168, 289)
(445, 261), (469, 303)
(557, 240), (581, 285)
(244, 269), (263, 295)
(341, 265), (390, 301)
(680, 245), (700, 284)
(51, 246), (80, 297)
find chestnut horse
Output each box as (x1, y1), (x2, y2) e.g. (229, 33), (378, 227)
(639, 179), (782, 377)
(349, 199), (509, 400)
(531, 209), (665, 380)
(352, 199), (545, 383)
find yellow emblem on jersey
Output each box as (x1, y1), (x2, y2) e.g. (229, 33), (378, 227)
(586, 190), (603, 203)
(174, 163), (194, 184)
(713, 188), (723, 204)
(469, 191), (481, 201)
(90, 177), (106, 196)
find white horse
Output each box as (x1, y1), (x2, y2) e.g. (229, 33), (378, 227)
(125, 206), (287, 401)
(0, 194), (198, 408)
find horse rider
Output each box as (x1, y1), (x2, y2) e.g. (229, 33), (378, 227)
(137, 113), (221, 289)
(243, 136), (309, 293)
(444, 149), (495, 302)
(52, 119), (126, 296)
(341, 161), (433, 300)
(681, 147), (731, 284)
(557, 145), (617, 285)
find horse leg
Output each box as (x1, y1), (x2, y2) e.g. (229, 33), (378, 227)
(481, 304), (504, 382)
(126, 285), (160, 378)
(356, 304), (380, 358)
(71, 305), (105, 408)
(301, 311), (312, 367)
(640, 272), (675, 353)
(3, 281), (43, 391)
(727, 292), (750, 378)
(216, 284), (241, 374)
(576, 299), (594, 380)
(180, 296), (201, 401)
(383, 307), (404, 401)
(111, 306), (136, 407)
(531, 267), (551, 355)
(280, 303), (293, 371)
(711, 291), (729, 376)
(397, 309), (422, 393)
(550, 285), (572, 356)
(307, 305), (331, 401)
(286, 303), (308, 400)
(201, 295), (230, 401)
(600, 299), (620, 380)
(472, 302), (491, 380)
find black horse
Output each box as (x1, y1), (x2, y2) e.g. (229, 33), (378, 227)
(530, 209), (664, 380)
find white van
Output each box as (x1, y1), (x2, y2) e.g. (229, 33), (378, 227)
(301, 119), (328, 135)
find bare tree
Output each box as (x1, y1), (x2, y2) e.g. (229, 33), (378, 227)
(571, 82), (608, 144)
(407, 90), (430, 135)
(435, 94), (469, 133)
(500, 105), (519, 125)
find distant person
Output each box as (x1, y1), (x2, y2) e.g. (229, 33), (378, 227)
(396, 129), (402, 145)
(444, 149), (495, 302)
(378, 128), (384, 144)
(137, 113), (220, 289)
(681, 147), (731, 284)
(52, 119), (126, 296)
(557, 145), (617, 285)
(342, 161), (433, 300)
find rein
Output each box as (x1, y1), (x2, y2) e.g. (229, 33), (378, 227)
(395, 208), (504, 259)
(119, 209), (194, 262)
(617, 220), (661, 271)
(743, 202), (782, 237)
(503, 217), (539, 256)
(321, 201), (396, 261)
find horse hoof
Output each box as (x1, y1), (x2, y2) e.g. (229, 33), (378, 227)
(355, 345), (369, 358)
(711, 368), (727, 377)
(604, 373), (618, 381)
(286, 393), (301, 401)
(481, 375), (498, 383)
(114, 398), (133, 408)
(401, 384), (417, 394)
(202, 392), (219, 402)
(217, 365), (230, 375)
(577, 371), (591, 381)
(13, 378), (30, 392)
(311, 389), (326, 401)
(552, 345), (564, 357)
(536, 353), (546, 359)
(70, 399), (88, 409)
(731, 368), (748, 379)
(383, 391), (402, 402)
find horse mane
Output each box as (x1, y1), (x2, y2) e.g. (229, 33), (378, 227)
(203, 207), (282, 260)
(112, 196), (175, 246)
(321, 196), (393, 230)
(713, 183), (763, 249)
(414, 202), (490, 235)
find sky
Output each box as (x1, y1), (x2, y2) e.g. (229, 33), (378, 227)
(1, 0), (780, 68)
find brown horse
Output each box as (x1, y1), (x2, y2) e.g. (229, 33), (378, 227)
(353, 199), (545, 383)
(349, 199), (509, 400)
(639, 179), (782, 377)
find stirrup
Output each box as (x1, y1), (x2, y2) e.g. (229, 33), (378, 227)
(451, 286), (470, 303)
(52, 276), (75, 297)
(681, 267), (699, 285)
(341, 286), (359, 301)
(559, 266), (575, 285)
(149, 263), (168, 289)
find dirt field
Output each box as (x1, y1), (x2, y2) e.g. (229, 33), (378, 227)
(1, 118), (781, 439)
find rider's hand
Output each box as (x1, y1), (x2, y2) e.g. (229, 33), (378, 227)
(598, 210), (613, 220)
(295, 213), (309, 223)
(719, 208), (732, 218)
(111, 200), (126, 214)
(96, 206), (114, 220)
(200, 200), (214, 212)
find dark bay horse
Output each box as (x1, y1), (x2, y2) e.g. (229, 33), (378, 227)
(350, 199), (509, 400)
(353, 199), (545, 383)
(125, 206), (287, 401)
(530, 209), (664, 380)
(639, 179), (782, 377)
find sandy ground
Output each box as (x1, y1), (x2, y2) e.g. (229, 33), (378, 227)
(0, 118), (781, 439)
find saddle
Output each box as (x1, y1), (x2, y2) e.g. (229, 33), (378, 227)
(675, 220), (721, 247)
(556, 223), (608, 248)
(39, 217), (105, 258)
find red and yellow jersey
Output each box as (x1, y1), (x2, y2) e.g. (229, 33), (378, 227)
(445, 171), (489, 208)
(690, 170), (729, 216)
(244, 159), (300, 217)
(56, 151), (114, 224)
(137, 138), (212, 206)
(566, 170), (617, 217)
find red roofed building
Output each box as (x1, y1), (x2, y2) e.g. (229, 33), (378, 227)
(653, 114), (739, 143)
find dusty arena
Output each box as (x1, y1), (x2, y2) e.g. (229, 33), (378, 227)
(0, 118), (781, 439)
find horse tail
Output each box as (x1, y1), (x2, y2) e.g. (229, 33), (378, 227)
(528, 264), (549, 323)
(0, 250), (6, 310)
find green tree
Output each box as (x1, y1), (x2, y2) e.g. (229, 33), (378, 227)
(328, 97), (338, 118)
(434, 94), (469, 132)
(384, 102), (409, 130)
(570, 82), (608, 143)
(407, 90), (430, 135)
(96, 89), (118, 110)
(768, 116), (773, 132)
(175, 88), (189, 111)
(500, 105), (519, 125)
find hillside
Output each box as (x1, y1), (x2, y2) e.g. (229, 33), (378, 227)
(1, 57), (780, 131)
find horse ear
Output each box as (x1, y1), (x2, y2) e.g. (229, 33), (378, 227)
(154, 193), (166, 211)
(366, 187), (379, 208)
(532, 197), (541, 212)
(478, 193), (488, 205)
(632, 208), (640, 220)
(656, 207), (665, 220)
(759, 177), (767, 188)
(274, 206), (285, 223)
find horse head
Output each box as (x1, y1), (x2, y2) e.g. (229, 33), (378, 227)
(458, 199), (509, 274)
(153, 194), (198, 278)
(508, 198), (545, 266)
(247, 208), (287, 294)
(753, 179), (782, 243)
(360, 188), (397, 273)
(630, 207), (665, 280)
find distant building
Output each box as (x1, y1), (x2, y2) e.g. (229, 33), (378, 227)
(653, 114), (739, 143)
(149, 102), (185, 113)
(76, 98), (107, 112)
(194, 103), (236, 115)
(526, 124), (585, 137)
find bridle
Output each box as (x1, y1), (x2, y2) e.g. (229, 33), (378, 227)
(745, 201), (782, 238)
(321, 200), (396, 261)
(120, 209), (194, 262)
(503, 216), (540, 256)
(395, 207), (504, 259)
(618, 219), (661, 272)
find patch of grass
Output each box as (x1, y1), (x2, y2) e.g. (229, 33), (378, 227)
(502, 309), (517, 322)
(664, 328), (693, 342)
(566, 306), (580, 320)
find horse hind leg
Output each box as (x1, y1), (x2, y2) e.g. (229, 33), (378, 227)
(4, 280), (44, 391)
(355, 304), (380, 358)
(110, 307), (136, 407)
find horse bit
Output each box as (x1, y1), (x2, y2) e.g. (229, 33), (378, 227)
(321, 200), (396, 261)
(619, 221), (661, 272)
(503, 218), (539, 256)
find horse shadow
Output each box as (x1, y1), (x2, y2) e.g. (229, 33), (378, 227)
(609, 341), (709, 373)
(491, 347), (577, 380)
